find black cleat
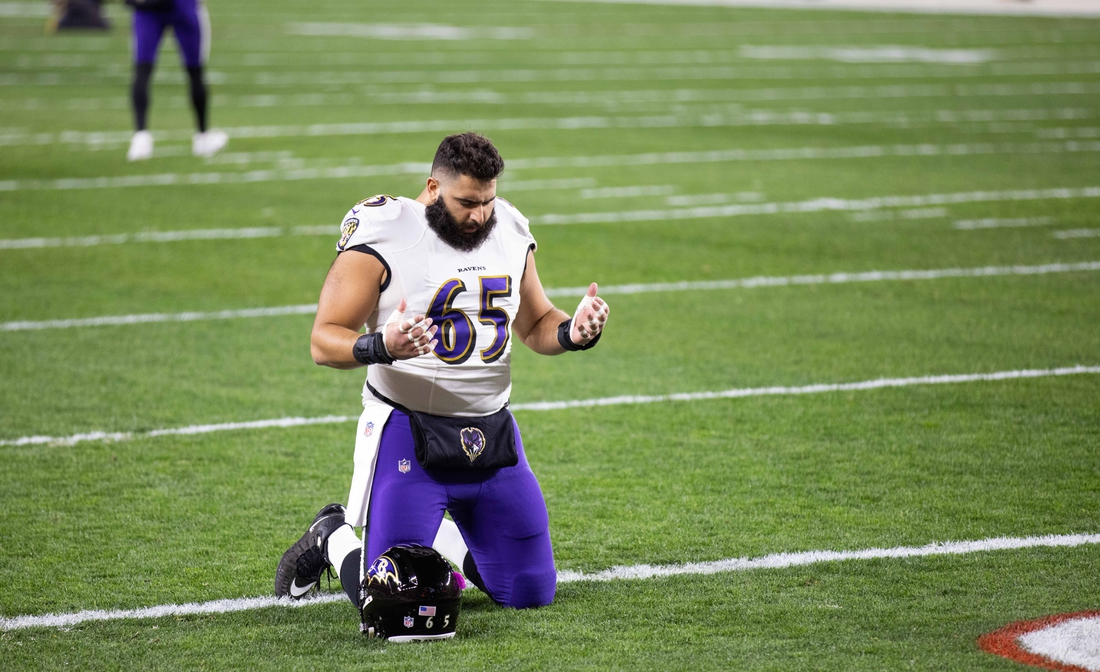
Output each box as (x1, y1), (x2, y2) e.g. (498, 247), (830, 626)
(275, 503), (348, 599)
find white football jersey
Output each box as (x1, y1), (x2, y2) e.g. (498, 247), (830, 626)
(336, 195), (536, 417)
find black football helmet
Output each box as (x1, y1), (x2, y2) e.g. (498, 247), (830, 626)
(359, 544), (462, 642)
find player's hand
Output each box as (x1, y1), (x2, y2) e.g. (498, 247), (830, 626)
(569, 283), (610, 346)
(384, 299), (438, 360)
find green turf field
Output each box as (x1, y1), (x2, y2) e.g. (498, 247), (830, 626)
(2, 0), (1099, 668)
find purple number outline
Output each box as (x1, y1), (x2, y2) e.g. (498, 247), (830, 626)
(427, 278), (475, 364)
(478, 275), (512, 363)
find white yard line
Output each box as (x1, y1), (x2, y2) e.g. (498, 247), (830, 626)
(0, 227), (303, 250)
(0, 305), (319, 332)
(1054, 228), (1100, 239)
(535, 0), (1100, 18)
(0, 166), (591, 193)
(180, 62), (1100, 82)
(10, 62), (1100, 88)
(580, 184), (677, 199)
(739, 45), (996, 64)
(202, 150), (297, 165)
(0, 163), (433, 191)
(285, 22), (534, 41)
(1037, 126), (1100, 140)
(3, 261), (1098, 333)
(0, 593), (348, 632)
(849, 206), (947, 222)
(3, 107), (1092, 148)
(0, 187), (603, 252)
(2, 142), (1098, 193)
(536, 186), (1100, 225)
(2, 531), (1098, 631)
(955, 217), (1054, 230)
(5, 82), (1099, 113)
(2, 365), (1097, 447)
(667, 191), (765, 206)
(9, 48), (1099, 69)
(512, 365), (1100, 411)
(541, 261), (1100, 296)
(556, 532), (1100, 582)
(0, 415), (357, 448)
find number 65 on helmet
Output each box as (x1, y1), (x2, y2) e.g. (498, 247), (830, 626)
(359, 544), (463, 641)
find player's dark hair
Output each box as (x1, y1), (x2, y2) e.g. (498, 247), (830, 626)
(431, 132), (504, 182)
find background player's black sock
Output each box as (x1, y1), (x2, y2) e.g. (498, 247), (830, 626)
(340, 549), (362, 606)
(186, 66), (208, 133)
(131, 62), (154, 131)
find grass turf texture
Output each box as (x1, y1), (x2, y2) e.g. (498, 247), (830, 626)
(2, 549), (1098, 670)
(2, 0), (1099, 668)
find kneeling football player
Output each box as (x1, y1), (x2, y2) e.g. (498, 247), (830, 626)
(275, 132), (610, 637)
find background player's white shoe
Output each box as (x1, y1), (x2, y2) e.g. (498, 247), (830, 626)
(192, 130), (228, 157)
(126, 130), (153, 161)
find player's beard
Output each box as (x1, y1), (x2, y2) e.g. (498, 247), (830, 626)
(425, 195), (497, 252)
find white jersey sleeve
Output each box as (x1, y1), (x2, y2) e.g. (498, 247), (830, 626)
(335, 194), (405, 252)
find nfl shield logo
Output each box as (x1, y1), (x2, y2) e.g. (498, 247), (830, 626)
(398, 459), (411, 474)
(403, 616), (415, 629)
(363, 421), (374, 438)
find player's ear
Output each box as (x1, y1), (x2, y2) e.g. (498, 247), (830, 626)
(426, 175), (440, 200)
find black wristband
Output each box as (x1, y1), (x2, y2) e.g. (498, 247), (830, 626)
(557, 318), (601, 352)
(352, 332), (395, 366)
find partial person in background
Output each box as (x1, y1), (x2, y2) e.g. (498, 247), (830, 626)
(125, 0), (227, 161)
(53, 0), (110, 31)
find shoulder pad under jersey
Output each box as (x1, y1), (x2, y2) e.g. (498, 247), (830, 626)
(336, 194), (404, 252)
(494, 196), (536, 251)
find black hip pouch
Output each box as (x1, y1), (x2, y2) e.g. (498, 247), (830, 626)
(407, 405), (518, 471)
(368, 383), (518, 471)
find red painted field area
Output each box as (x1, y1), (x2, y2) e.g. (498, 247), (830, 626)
(980, 612), (1100, 671)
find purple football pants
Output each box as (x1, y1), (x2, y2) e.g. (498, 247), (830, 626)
(131, 0), (206, 67)
(365, 410), (556, 609)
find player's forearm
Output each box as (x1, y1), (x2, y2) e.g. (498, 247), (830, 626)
(310, 323), (366, 369)
(520, 306), (572, 355)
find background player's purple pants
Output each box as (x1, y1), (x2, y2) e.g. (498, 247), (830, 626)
(366, 410), (556, 609)
(131, 0), (206, 67)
